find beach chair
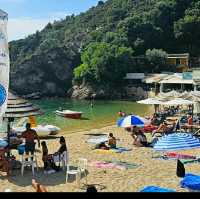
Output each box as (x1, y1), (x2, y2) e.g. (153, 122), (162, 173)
(21, 154), (38, 176)
(78, 158), (88, 185)
(53, 150), (69, 170)
(66, 164), (81, 187)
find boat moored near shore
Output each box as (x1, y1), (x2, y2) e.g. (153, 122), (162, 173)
(55, 110), (83, 119)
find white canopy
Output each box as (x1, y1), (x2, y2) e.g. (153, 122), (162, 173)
(137, 98), (164, 105)
(162, 98), (193, 105)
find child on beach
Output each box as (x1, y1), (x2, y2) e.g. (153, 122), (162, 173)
(41, 141), (57, 174)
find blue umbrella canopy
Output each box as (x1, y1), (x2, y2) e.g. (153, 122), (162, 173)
(153, 133), (200, 151)
(117, 115), (150, 128)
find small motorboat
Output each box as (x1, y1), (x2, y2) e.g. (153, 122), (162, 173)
(55, 110), (82, 119)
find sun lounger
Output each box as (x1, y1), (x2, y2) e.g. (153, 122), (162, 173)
(140, 186), (175, 192)
(180, 173), (200, 192)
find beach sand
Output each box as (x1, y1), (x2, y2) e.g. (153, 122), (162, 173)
(1, 126), (200, 192)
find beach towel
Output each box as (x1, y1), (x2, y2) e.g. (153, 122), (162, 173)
(106, 160), (140, 169)
(152, 154), (200, 165)
(181, 159), (199, 164)
(94, 147), (131, 154)
(110, 147), (132, 153)
(140, 186), (175, 192)
(166, 152), (196, 160)
(89, 161), (140, 170)
(180, 173), (200, 191)
(87, 136), (108, 144)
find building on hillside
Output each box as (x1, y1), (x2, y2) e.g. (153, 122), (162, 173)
(167, 53), (190, 72)
(124, 72), (196, 98)
(124, 73), (147, 99)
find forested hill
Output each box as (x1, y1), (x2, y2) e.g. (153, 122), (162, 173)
(9, 0), (200, 98)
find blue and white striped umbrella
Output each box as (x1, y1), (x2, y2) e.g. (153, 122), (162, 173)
(154, 133), (200, 151)
(117, 115), (150, 128)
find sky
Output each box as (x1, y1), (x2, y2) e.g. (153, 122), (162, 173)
(0, 0), (106, 41)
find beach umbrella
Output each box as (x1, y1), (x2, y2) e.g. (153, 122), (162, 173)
(137, 98), (164, 105)
(117, 115), (150, 128)
(153, 133), (200, 151)
(162, 98), (193, 106)
(2, 92), (43, 148)
(3, 92), (43, 118)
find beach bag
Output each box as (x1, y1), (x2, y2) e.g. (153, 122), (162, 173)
(176, 159), (185, 177)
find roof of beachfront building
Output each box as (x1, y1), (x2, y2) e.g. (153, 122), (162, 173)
(159, 73), (193, 84)
(142, 73), (170, 83)
(167, 53), (189, 59)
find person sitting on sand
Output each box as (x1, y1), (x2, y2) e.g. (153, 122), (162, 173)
(132, 130), (148, 147)
(152, 121), (168, 136)
(130, 126), (140, 137)
(107, 133), (117, 149)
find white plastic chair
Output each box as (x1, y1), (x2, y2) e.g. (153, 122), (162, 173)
(53, 150), (69, 170)
(21, 154), (38, 176)
(61, 151), (69, 169)
(66, 164), (81, 187)
(78, 158), (88, 184)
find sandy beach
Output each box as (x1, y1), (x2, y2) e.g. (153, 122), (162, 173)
(0, 125), (200, 192)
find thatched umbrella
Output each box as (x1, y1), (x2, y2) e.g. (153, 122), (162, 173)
(3, 92), (43, 150)
(4, 92), (43, 118)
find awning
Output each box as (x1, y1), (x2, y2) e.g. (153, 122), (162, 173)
(159, 75), (193, 84)
(142, 74), (168, 84)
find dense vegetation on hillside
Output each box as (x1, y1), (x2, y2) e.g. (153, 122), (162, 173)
(9, 0), (200, 97)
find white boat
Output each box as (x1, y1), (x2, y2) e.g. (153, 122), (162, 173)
(55, 110), (82, 119)
(45, 125), (60, 135)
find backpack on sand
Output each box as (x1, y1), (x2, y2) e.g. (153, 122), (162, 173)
(176, 159), (185, 177)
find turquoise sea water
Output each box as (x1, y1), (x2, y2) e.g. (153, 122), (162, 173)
(32, 99), (153, 134)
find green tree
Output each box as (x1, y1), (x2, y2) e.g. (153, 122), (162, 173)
(174, 1), (200, 55)
(145, 48), (169, 72)
(74, 42), (133, 87)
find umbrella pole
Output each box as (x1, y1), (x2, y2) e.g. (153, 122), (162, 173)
(192, 104), (194, 134)
(7, 118), (11, 157)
